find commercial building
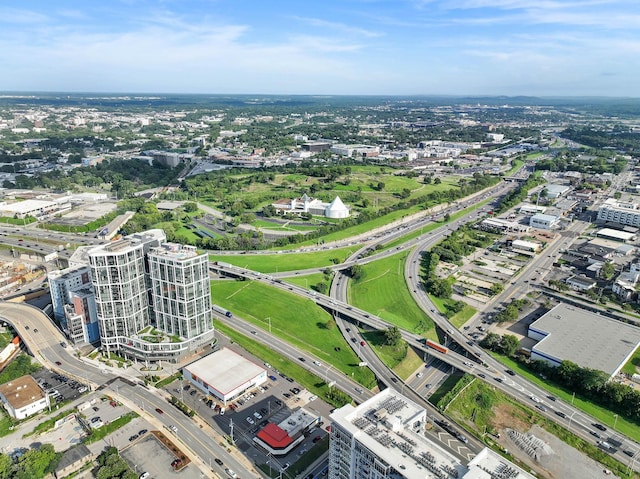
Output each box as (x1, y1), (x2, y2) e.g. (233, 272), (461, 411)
(329, 388), (535, 479)
(254, 408), (319, 456)
(519, 204), (547, 215)
(302, 141), (332, 152)
(595, 228), (636, 243)
(597, 198), (640, 227)
(182, 348), (266, 404)
(565, 275), (596, 291)
(528, 303), (640, 378)
(479, 218), (530, 233)
(529, 214), (559, 230)
(544, 184), (571, 199)
(511, 239), (541, 253)
(0, 375), (49, 419)
(272, 194), (350, 219)
(87, 229), (214, 361)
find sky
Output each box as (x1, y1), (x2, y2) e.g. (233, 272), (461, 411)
(0, 0), (638, 97)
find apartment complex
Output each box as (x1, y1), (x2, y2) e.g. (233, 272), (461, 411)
(50, 229), (214, 361)
(49, 265), (100, 344)
(148, 243), (211, 340)
(329, 389), (534, 479)
(597, 198), (640, 227)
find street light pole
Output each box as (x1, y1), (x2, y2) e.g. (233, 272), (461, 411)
(266, 317), (271, 333)
(614, 414), (619, 430)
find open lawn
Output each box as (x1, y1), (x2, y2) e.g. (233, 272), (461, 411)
(210, 245), (359, 273)
(348, 251), (437, 340)
(217, 322), (352, 408)
(285, 273), (327, 290)
(211, 280), (377, 387)
(621, 346), (640, 376)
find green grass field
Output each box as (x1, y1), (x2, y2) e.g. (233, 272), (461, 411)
(348, 250), (437, 340)
(216, 322), (352, 408)
(285, 273), (327, 290)
(210, 245), (359, 273)
(211, 280), (377, 387)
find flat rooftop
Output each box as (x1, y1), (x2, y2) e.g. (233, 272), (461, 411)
(0, 375), (45, 409)
(330, 389), (535, 479)
(150, 243), (201, 260)
(529, 303), (640, 377)
(596, 228), (636, 241)
(184, 347), (265, 395)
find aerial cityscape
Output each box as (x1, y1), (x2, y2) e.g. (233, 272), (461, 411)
(0, 2), (640, 479)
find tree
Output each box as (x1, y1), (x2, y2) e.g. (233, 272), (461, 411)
(497, 334), (520, 357)
(443, 212), (450, 222)
(349, 264), (364, 280)
(601, 261), (616, 280)
(433, 177), (441, 185)
(383, 326), (402, 347)
(183, 202), (198, 213)
(315, 282), (328, 294)
(490, 283), (504, 295)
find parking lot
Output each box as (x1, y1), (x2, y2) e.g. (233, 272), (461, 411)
(32, 368), (91, 405)
(161, 346), (332, 471)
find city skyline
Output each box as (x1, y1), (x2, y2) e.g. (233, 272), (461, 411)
(0, 0), (638, 97)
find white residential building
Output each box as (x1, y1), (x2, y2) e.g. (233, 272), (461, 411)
(87, 229), (214, 362)
(148, 243), (212, 339)
(329, 389), (535, 479)
(597, 198), (640, 227)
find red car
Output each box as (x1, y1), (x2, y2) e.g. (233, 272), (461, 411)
(155, 408), (164, 414)
(360, 341), (366, 346)
(55, 361), (62, 366)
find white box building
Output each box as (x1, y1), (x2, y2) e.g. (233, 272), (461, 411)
(183, 348), (267, 404)
(0, 376), (50, 420)
(529, 213), (559, 229)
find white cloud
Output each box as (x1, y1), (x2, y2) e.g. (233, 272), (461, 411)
(293, 16), (383, 38)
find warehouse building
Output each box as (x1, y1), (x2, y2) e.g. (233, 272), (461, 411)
(595, 228), (636, 243)
(182, 348), (267, 404)
(545, 184), (571, 199)
(528, 303), (640, 378)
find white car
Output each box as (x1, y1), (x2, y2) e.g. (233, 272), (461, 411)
(246, 417), (255, 425)
(416, 372), (423, 378)
(530, 396), (541, 403)
(226, 469), (237, 478)
(253, 411), (262, 420)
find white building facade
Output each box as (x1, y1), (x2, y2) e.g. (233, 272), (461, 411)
(597, 198), (640, 227)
